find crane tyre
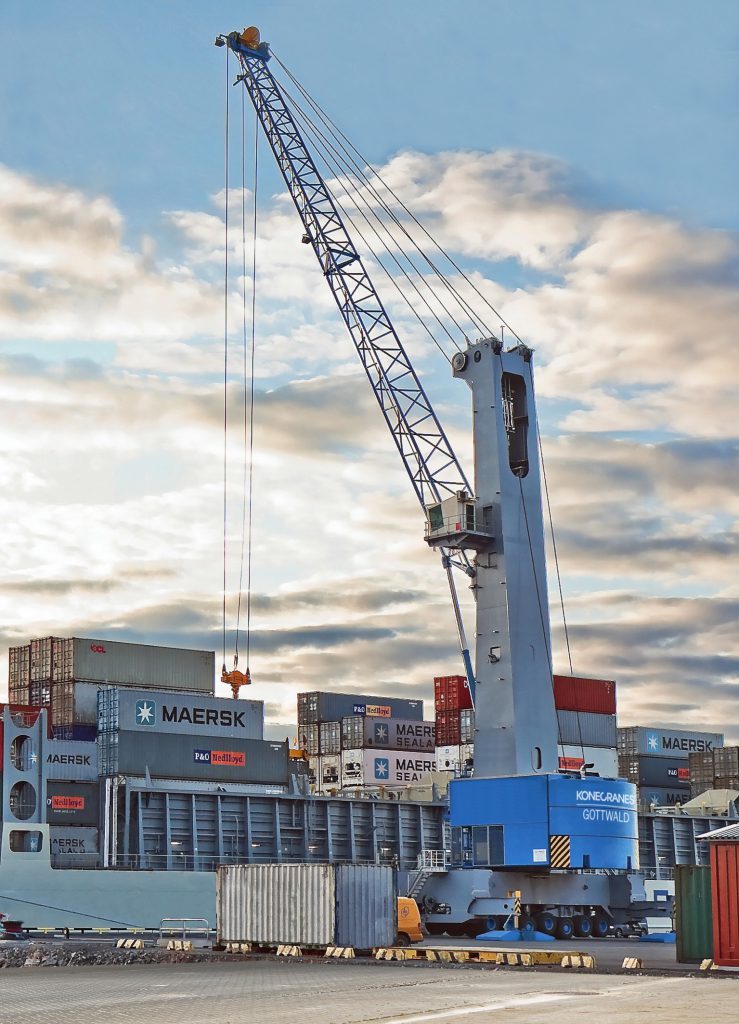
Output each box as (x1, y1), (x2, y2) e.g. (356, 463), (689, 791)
(573, 914), (592, 938)
(534, 911), (557, 936)
(556, 916), (574, 940)
(518, 914), (537, 940)
(591, 912), (609, 938)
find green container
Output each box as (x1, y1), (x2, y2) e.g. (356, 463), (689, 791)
(675, 865), (713, 963)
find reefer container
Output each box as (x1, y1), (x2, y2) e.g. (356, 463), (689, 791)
(675, 865), (713, 963)
(341, 716), (435, 752)
(553, 675), (617, 715)
(433, 675), (472, 712)
(621, 755), (690, 788)
(96, 687), (263, 740)
(316, 755), (341, 789)
(297, 691), (423, 725)
(435, 744), (461, 771)
(319, 720), (341, 755)
(556, 710), (617, 748)
(51, 681), (99, 727)
(342, 748), (436, 787)
(216, 863), (396, 949)
(459, 743), (474, 773)
(46, 781), (99, 826)
(44, 739), (98, 781)
(558, 745), (618, 778)
(97, 732), (288, 785)
(50, 826), (99, 858)
(49, 637), (215, 692)
(618, 726), (723, 759)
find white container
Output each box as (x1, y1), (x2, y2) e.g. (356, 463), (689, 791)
(317, 754), (341, 791)
(435, 745), (462, 771)
(341, 748), (436, 787)
(459, 743), (474, 772)
(558, 744), (618, 778)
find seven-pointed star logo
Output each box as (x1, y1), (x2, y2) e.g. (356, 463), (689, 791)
(647, 732), (659, 752)
(136, 700), (156, 726)
(374, 723), (389, 744)
(374, 757), (390, 780)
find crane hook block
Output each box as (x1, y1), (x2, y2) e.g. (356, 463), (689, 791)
(221, 666), (252, 699)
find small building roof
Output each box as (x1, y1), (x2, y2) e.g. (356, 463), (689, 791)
(697, 821), (739, 842)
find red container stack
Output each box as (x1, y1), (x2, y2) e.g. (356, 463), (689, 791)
(434, 676), (472, 747)
(553, 675), (616, 715)
(435, 711), (462, 746)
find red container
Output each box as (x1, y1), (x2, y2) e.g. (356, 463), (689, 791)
(710, 841), (739, 967)
(434, 675), (473, 713)
(435, 710), (462, 745)
(553, 675), (616, 715)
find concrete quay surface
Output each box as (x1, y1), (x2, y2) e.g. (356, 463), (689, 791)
(1, 960), (737, 1024)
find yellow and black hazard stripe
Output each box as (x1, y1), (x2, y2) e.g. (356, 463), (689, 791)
(549, 834), (571, 868)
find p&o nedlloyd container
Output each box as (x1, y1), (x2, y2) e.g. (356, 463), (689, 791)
(49, 637), (215, 692)
(341, 749), (437, 788)
(298, 691), (423, 725)
(97, 687), (263, 740)
(341, 717), (435, 752)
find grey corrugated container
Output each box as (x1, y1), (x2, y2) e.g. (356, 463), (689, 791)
(49, 826), (99, 856)
(51, 681), (99, 726)
(216, 863), (395, 948)
(298, 691), (423, 725)
(217, 864), (335, 946)
(52, 637), (215, 692)
(319, 720), (341, 754)
(298, 723), (319, 756)
(98, 731), (288, 785)
(44, 739), (98, 781)
(618, 726), (724, 758)
(637, 786), (689, 810)
(96, 687), (262, 740)
(557, 711), (616, 748)
(46, 781), (100, 826)
(341, 717), (435, 752)
(631, 755), (690, 788)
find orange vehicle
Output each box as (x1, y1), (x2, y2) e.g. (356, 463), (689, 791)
(396, 897), (424, 945)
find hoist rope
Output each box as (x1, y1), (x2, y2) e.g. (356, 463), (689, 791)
(221, 46), (230, 672)
(538, 420), (574, 675)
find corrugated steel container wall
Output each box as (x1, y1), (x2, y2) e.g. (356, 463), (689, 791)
(341, 718), (435, 752)
(623, 755), (690, 788)
(710, 842), (739, 967)
(44, 739), (98, 781)
(319, 720), (341, 755)
(8, 645), (30, 686)
(51, 681), (99, 726)
(217, 863), (336, 946)
(713, 746), (739, 774)
(459, 708), (475, 743)
(96, 686), (263, 739)
(342, 748), (436, 787)
(675, 865), (713, 963)
(298, 723), (320, 756)
(67, 637), (215, 691)
(556, 710), (617, 748)
(51, 723), (97, 742)
(558, 745), (618, 777)
(433, 675), (472, 712)
(9, 682), (30, 705)
(335, 864), (396, 948)
(97, 732), (288, 785)
(435, 710), (461, 745)
(298, 691), (424, 725)
(46, 781), (100, 826)
(50, 826), (99, 856)
(553, 674), (617, 714)
(714, 775), (739, 790)
(637, 786), (690, 811)
(618, 726), (724, 759)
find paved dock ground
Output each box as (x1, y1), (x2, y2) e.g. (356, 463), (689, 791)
(1, 960), (736, 1024)
(420, 935), (681, 971)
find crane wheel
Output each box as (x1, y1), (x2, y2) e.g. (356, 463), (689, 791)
(556, 916), (574, 940)
(573, 914), (592, 938)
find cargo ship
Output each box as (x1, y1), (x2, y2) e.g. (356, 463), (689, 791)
(0, 636), (735, 931)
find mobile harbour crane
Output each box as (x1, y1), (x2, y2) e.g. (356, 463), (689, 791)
(217, 26), (669, 938)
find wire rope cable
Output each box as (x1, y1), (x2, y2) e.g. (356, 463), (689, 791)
(221, 46), (231, 674)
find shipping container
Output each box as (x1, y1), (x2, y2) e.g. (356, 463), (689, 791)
(556, 710), (617, 748)
(298, 691), (423, 725)
(459, 742), (474, 774)
(342, 748), (436, 788)
(46, 781), (100, 826)
(52, 723), (97, 742)
(44, 739), (98, 781)
(435, 710), (461, 746)
(216, 863), (396, 949)
(316, 755), (341, 789)
(435, 744), (461, 771)
(28, 682), (51, 708)
(714, 775), (739, 791)
(433, 675), (472, 712)
(675, 865), (713, 963)
(33, 636), (216, 692)
(49, 826), (99, 858)
(97, 732), (288, 785)
(298, 723), (319, 756)
(688, 751), (715, 789)
(96, 687), (263, 740)
(459, 708), (475, 744)
(637, 786), (690, 811)
(319, 720), (341, 755)
(552, 674), (617, 715)
(341, 716), (435, 752)
(8, 682), (30, 705)
(708, 837), (739, 967)
(621, 754), (691, 788)
(557, 745), (618, 778)
(51, 681), (99, 727)
(713, 746), (739, 775)
(8, 645), (30, 687)
(618, 726), (724, 759)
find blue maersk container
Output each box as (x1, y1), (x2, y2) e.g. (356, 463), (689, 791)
(448, 773), (638, 871)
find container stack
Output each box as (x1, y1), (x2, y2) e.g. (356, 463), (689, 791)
(618, 726), (724, 812)
(688, 746), (739, 798)
(8, 645), (31, 704)
(296, 690), (431, 794)
(553, 674), (618, 777)
(433, 676), (473, 775)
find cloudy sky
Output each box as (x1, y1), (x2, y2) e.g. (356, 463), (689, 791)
(1, 2), (737, 742)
